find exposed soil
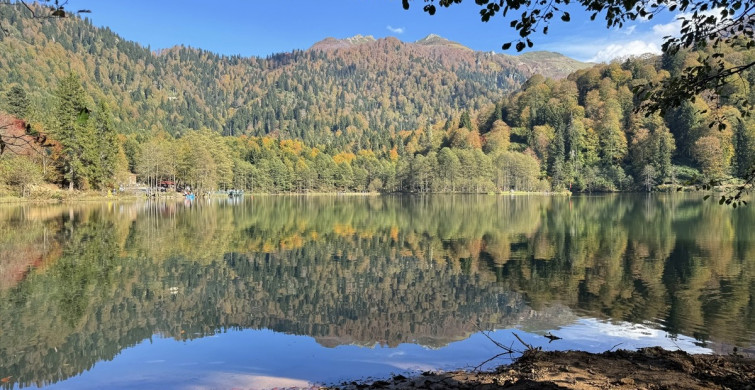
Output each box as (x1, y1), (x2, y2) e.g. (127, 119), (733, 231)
(328, 347), (755, 390)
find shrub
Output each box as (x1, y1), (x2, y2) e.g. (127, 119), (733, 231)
(0, 156), (44, 197)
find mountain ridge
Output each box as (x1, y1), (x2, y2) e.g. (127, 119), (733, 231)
(0, 7), (590, 149)
(309, 33), (587, 68)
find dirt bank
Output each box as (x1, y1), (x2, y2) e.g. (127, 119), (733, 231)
(329, 347), (754, 390)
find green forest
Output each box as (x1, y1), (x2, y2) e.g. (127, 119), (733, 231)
(1, 4), (754, 195)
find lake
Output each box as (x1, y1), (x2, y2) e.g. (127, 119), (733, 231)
(0, 194), (753, 389)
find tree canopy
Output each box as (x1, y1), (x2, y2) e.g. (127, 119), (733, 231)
(403, 0), (755, 204)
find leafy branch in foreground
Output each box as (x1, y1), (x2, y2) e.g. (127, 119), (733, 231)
(403, 0), (754, 116)
(635, 2), (755, 120)
(699, 168), (755, 208)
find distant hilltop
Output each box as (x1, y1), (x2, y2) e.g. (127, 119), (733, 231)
(414, 33), (471, 50)
(310, 34), (377, 50)
(311, 33), (470, 51)
(309, 33), (591, 80)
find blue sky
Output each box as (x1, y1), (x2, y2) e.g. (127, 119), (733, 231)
(66, 0), (685, 62)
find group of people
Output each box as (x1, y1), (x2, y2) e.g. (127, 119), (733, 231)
(183, 186), (195, 200)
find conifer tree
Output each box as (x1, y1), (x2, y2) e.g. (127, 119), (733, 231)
(53, 72), (93, 190)
(459, 111), (473, 131)
(4, 85), (30, 119)
(92, 101), (119, 189)
(734, 118), (755, 178)
(548, 125), (566, 189)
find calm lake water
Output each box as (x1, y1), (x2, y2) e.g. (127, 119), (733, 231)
(0, 194), (753, 389)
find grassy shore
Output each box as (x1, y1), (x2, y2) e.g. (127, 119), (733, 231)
(0, 186), (179, 204)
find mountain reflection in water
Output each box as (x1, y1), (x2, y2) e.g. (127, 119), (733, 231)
(0, 194), (753, 388)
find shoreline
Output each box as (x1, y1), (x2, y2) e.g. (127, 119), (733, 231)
(0, 187), (727, 204)
(328, 347), (755, 389)
(0, 189), (578, 204)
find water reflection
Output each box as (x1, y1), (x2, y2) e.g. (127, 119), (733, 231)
(0, 194), (753, 388)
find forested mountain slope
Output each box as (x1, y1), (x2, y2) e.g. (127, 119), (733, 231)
(2, 4), (753, 194)
(0, 5), (587, 151)
(489, 48), (755, 191)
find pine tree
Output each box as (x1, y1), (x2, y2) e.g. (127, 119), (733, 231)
(548, 125), (566, 189)
(459, 111), (473, 130)
(652, 126), (675, 181)
(564, 117), (585, 189)
(53, 72), (94, 190)
(733, 118), (755, 177)
(92, 101), (120, 189)
(4, 86), (30, 119)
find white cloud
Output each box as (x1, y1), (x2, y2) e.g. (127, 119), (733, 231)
(652, 10), (720, 38)
(588, 40), (661, 63)
(187, 373), (312, 390)
(560, 318), (713, 354)
(584, 10), (717, 63)
(622, 25), (637, 35)
(544, 10), (723, 63)
(386, 25), (405, 34)
(652, 18), (682, 37)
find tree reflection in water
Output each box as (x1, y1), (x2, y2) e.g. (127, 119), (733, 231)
(0, 194), (752, 388)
